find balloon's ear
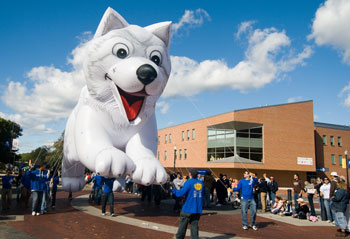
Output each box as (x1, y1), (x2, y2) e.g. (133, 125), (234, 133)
(94, 7), (129, 38)
(144, 21), (172, 49)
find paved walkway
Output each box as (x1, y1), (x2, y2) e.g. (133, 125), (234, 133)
(72, 194), (248, 239)
(1, 191), (339, 239)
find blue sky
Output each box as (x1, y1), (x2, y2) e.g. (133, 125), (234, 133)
(0, 0), (349, 153)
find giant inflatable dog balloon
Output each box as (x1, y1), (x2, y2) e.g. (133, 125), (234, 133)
(62, 7), (171, 192)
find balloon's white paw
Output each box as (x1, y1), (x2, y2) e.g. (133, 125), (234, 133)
(95, 147), (135, 177)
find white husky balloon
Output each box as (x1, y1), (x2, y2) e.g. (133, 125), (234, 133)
(62, 7), (171, 192)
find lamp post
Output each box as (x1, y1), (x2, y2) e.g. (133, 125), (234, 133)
(346, 150), (349, 191)
(173, 146), (177, 173)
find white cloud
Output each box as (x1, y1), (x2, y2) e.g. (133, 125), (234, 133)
(235, 20), (256, 39)
(287, 96), (303, 103)
(309, 0), (350, 64)
(1, 41), (87, 132)
(172, 9), (210, 35)
(339, 82), (350, 107)
(156, 101), (170, 114)
(163, 26), (313, 98)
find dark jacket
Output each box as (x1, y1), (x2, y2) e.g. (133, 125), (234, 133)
(330, 180), (337, 198)
(268, 181), (278, 193)
(259, 180), (268, 193)
(331, 188), (349, 212)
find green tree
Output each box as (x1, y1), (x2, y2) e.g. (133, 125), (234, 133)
(0, 117), (22, 164)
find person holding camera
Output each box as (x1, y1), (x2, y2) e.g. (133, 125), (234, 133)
(232, 171), (259, 231)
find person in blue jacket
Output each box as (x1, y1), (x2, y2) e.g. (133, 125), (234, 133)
(232, 171), (259, 231)
(50, 171), (59, 209)
(21, 168), (31, 208)
(93, 173), (103, 205)
(29, 163), (48, 216)
(1, 169), (14, 211)
(172, 168), (204, 239)
(101, 177), (116, 216)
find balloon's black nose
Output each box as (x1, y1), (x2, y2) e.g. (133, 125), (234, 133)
(136, 64), (157, 85)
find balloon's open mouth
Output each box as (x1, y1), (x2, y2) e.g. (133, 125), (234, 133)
(105, 74), (147, 121)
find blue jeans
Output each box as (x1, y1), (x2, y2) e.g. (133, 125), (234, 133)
(330, 201), (339, 226)
(324, 199), (333, 221)
(336, 211), (347, 230)
(203, 187), (211, 208)
(94, 188), (102, 205)
(270, 192), (276, 205)
(41, 191), (49, 212)
(101, 192), (114, 214)
(241, 199), (257, 227)
(308, 194), (316, 216)
(32, 191), (43, 213)
(293, 192), (299, 210)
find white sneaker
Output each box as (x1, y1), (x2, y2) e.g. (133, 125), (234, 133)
(111, 213), (116, 217)
(102, 213), (106, 216)
(251, 225), (258, 231)
(36, 212), (40, 216)
(216, 203), (222, 207)
(32, 211), (36, 216)
(242, 226), (248, 230)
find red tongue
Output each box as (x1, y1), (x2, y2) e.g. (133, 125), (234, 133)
(120, 95), (143, 121)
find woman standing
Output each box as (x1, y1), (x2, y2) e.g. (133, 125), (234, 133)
(304, 179), (316, 216)
(331, 178), (349, 237)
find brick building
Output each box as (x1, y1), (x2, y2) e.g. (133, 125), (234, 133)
(157, 101), (350, 187)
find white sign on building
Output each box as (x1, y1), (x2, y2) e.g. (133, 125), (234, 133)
(297, 157), (313, 165)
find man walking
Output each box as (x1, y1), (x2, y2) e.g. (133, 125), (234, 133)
(232, 171), (259, 230)
(172, 169), (204, 239)
(1, 169), (14, 211)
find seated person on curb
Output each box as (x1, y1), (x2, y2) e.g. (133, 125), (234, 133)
(270, 196), (285, 214)
(293, 198), (309, 219)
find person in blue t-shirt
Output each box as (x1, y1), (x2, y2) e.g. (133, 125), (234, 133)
(1, 169), (14, 210)
(172, 168), (204, 239)
(93, 174), (103, 205)
(232, 171), (259, 231)
(101, 177), (115, 216)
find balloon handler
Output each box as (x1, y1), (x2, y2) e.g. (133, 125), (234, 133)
(172, 169), (204, 239)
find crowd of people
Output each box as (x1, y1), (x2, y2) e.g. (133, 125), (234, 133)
(2, 166), (350, 237)
(1, 162), (59, 216)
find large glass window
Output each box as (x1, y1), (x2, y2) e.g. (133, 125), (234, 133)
(158, 136), (160, 145)
(187, 130), (190, 140)
(330, 136), (334, 146)
(182, 131), (184, 141)
(179, 149), (182, 160)
(339, 155), (343, 165)
(207, 125), (263, 162)
(157, 151), (160, 160)
(184, 149), (187, 160)
(192, 129), (195, 140)
(164, 151), (167, 161)
(331, 154), (335, 165)
(169, 134), (172, 143)
(165, 134), (167, 144)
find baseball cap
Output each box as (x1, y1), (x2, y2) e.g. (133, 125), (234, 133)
(331, 172), (338, 177)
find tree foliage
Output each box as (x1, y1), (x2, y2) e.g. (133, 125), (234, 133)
(0, 117), (22, 164)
